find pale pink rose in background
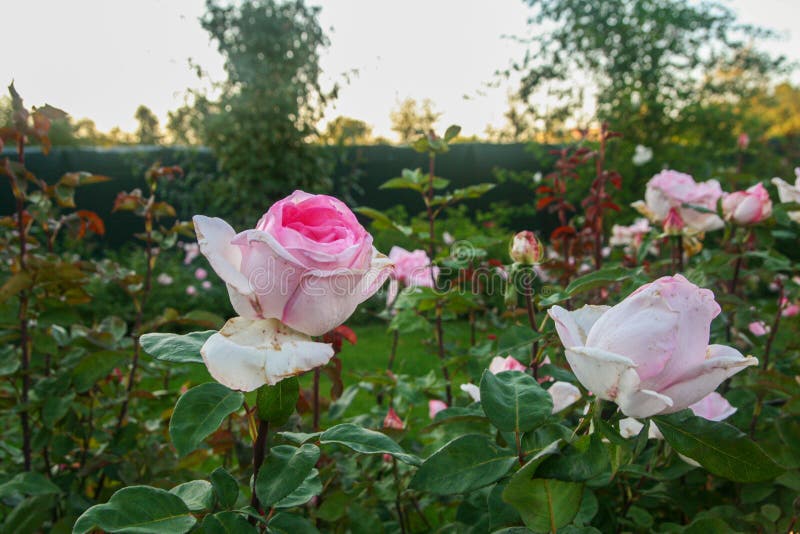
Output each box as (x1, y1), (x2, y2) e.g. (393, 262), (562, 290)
(202, 281), (212, 290)
(722, 183), (772, 224)
(388, 247), (438, 288)
(635, 170), (724, 232)
(428, 399), (448, 420)
(509, 231), (543, 265)
(200, 317), (333, 391)
(156, 273), (173, 285)
(186, 285), (197, 296)
(609, 218), (651, 248)
(383, 407), (404, 430)
(488, 355), (527, 374)
(662, 207), (685, 235)
(781, 297), (800, 317)
(183, 243), (199, 265)
(548, 381), (582, 413)
(688, 392), (737, 422)
(772, 172), (800, 223)
(443, 231), (455, 245)
(737, 132), (750, 151)
(194, 191), (392, 337)
(549, 275), (757, 418)
(460, 383), (481, 403)
(748, 321), (768, 337)
(195, 267), (208, 280)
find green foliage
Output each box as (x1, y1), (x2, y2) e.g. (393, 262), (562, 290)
(73, 486), (197, 533)
(255, 444), (320, 508)
(169, 383), (244, 457)
(479, 370), (552, 432)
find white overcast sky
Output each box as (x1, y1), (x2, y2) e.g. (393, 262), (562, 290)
(3, 0), (799, 138)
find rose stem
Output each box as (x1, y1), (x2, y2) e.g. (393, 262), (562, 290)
(12, 135), (32, 471)
(392, 458), (407, 533)
(377, 330), (399, 406)
(426, 150), (452, 405)
(523, 269), (540, 377)
(249, 420), (269, 522)
(749, 281), (785, 437)
(312, 368), (321, 431)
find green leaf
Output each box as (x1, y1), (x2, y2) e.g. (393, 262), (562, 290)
(0, 345), (20, 376)
(256, 377), (299, 426)
(536, 433), (609, 482)
(169, 480), (214, 512)
(275, 468), (321, 508)
(653, 410), (785, 482)
(409, 434), (516, 494)
(444, 124), (461, 142)
(565, 266), (639, 296)
(503, 475), (583, 533)
(0, 472), (60, 498)
(210, 467), (239, 509)
(0, 272), (32, 304)
(379, 176), (424, 192)
(73, 486), (196, 534)
(170, 383), (244, 457)
(140, 331), (215, 364)
(255, 444), (320, 508)
(200, 511), (257, 534)
(71, 350), (128, 393)
(480, 371), (552, 433)
(320, 423), (420, 465)
(4, 495), (54, 534)
(353, 207), (413, 236)
(268, 513), (320, 534)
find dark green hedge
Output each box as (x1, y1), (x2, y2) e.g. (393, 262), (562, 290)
(0, 144), (548, 246)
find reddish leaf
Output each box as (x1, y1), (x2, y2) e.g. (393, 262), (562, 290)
(550, 225), (576, 240)
(536, 196), (556, 210)
(76, 210), (106, 238)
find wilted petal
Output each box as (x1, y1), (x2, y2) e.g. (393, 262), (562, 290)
(200, 317), (334, 392)
(656, 345), (758, 412)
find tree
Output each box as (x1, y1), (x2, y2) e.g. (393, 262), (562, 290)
(134, 105), (161, 145)
(199, 0), (336, 224)
(389, 98), (441, 144)
(511, 0), (784, 149)
(321, 116), (373, 145)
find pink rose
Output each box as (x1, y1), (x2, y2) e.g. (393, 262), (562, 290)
(383, 407), (404, 430)
(195, 267), (208, 280)
(428, 399), (448, 420)
(722, 183), (772, 224)
(509, 231), (544, 265)
(609, 218), (650, 248)
(186, 285), (197, 296)
(202, 281), (212, 290)
(748, 321), (768, 337)
(388, 246), (438, 288)
(193, 191), (392, 337)
(635, 170), (724, 232)
(781, 297), (800, 317)
(549, 275), (757, 418)
(737, 133), (750, 151)
(488, 355), (528, 374)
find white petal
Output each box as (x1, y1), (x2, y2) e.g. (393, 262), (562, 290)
(548, 381), (581, 413)
(618, 417), (644, 439)
(657, 345), (758, 412)
(193, 216), (250, 294)
(200, 317), (334, 392)
(460, 383), (481, 403)
(548, 305), (609, 348)
(564, 346), (639, 402)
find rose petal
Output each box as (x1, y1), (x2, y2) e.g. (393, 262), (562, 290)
(656, 344), (758, 412)
(193, 216), (249, 294)
(563, 346), (639, 403)
(548, 304), (609, 348)
(460, 383), (481, 403)
(200, 317), (334, 392)
(548, 381), (581, 414)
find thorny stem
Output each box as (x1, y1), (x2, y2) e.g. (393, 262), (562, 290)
(249, 420), (270, 523)
(427, 151), (452, 405)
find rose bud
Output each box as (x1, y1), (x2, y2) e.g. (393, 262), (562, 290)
(509, 231), (543, 265)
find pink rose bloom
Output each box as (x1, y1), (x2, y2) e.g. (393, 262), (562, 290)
(488, 355), (527, 374)
(388, 246), (438, 288)
(549, 275), (757, 418)
(722, 183), (772, 224)
(548, 381), (582, 414)
(202, 281), (212, 290)
(383, 407), (404, 430)
(748, 321), (768, 337)
(509, 231), (543, 265)
(772, 171), (800, 223)
(186, 285), (197, 296)
(194, 191), (392, 337)
(156, 273), (173, 286)
(737, 133), (749, 151)
(688, 392), (737, 422)
(183, 243), (199, 265)
(428, 399), (448, 420)
(662, 207), (685, 235)
(195, 267), (208, 280)
(635, 170), (724, 232)
(781, 297), (800, 317)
